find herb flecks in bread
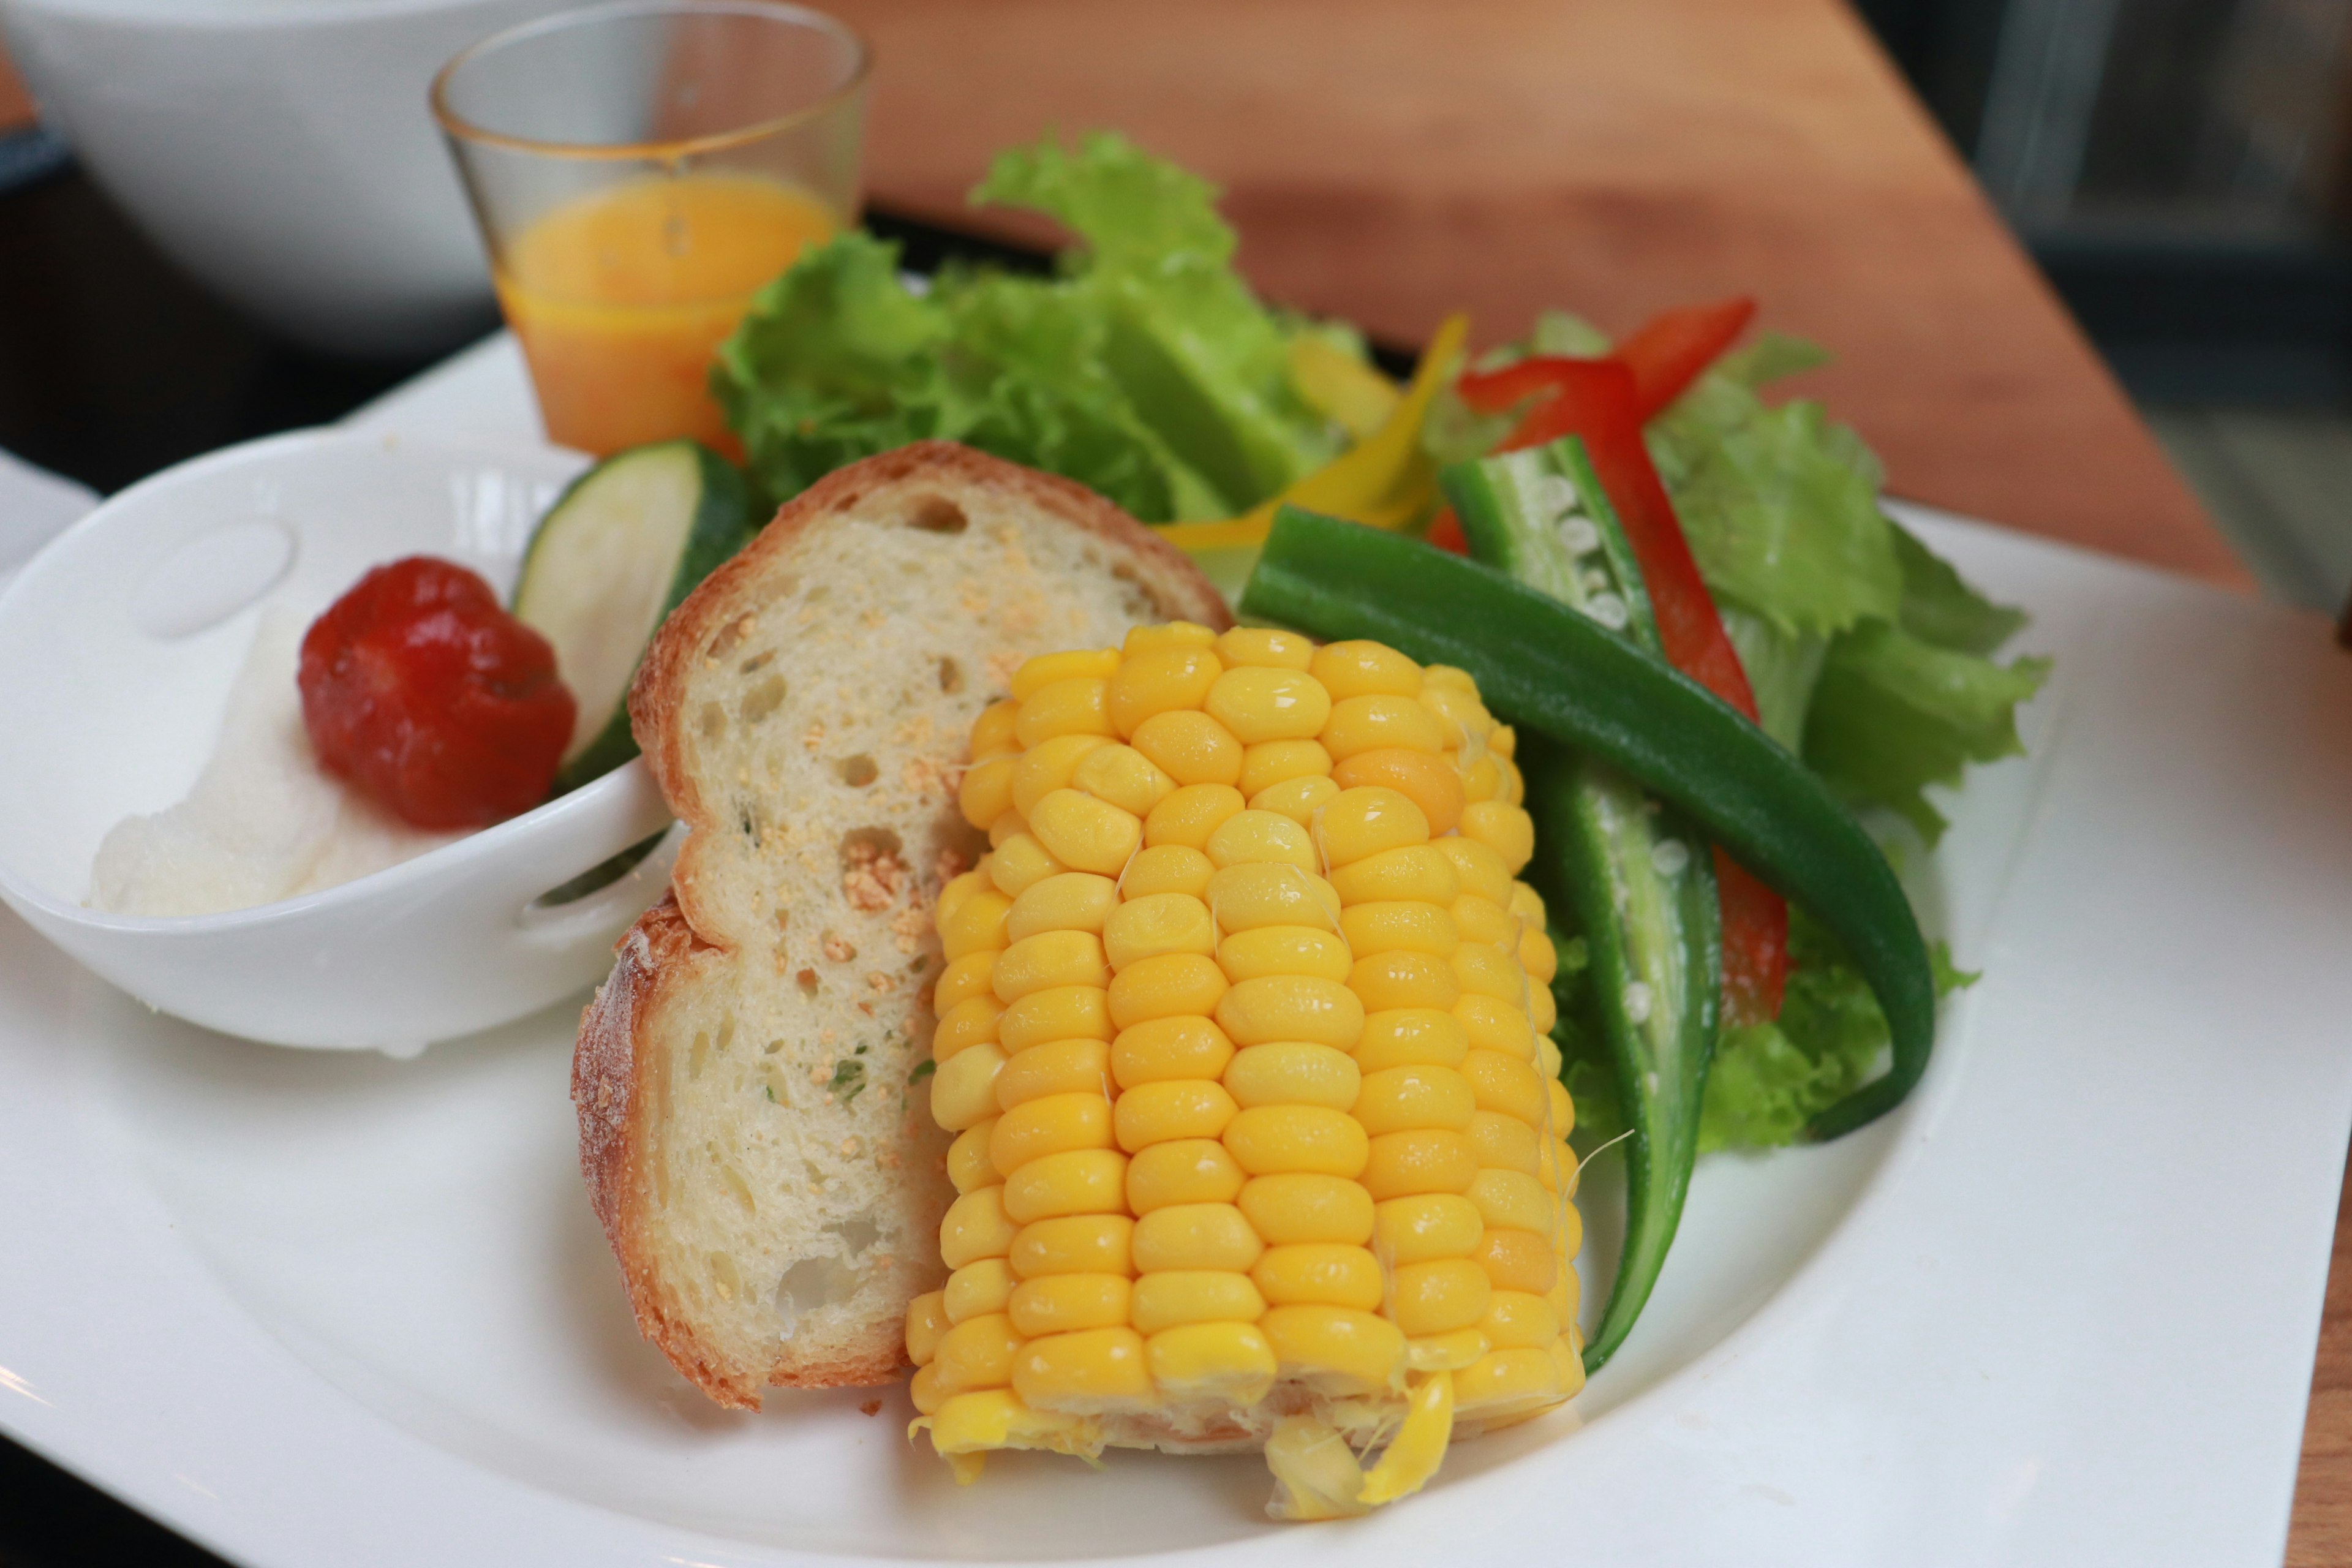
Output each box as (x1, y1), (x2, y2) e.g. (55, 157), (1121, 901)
(574, 443), (1229, 1408)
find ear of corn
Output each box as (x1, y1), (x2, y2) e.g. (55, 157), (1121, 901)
(908, 621), (1583, 1518)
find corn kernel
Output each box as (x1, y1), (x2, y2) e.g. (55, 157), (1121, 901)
(1316, 786), (1429, 869)
(1028, 790), (1142, 877)
(1406, 1328), (1491, 1373)
(993, 929), (1110, 1003)
(1012, 648), (1121, 701)
(1012, 733), (1116, 819)
(1000, 985), (1112, 1050)
(1133, 1202), (1265, 1272)
(1205, 809), (1319, 872)
(1354, 1064), (1477, 1135)
(1467, 1110), (1542, 1177)
(1261, 1305), (1405, 1395)
(1450, 894), (1515, 948)
(1251, 775), (1343, 828)
(1460, 800), (1535, 873)
(1474, 1227), (1559, 1294)
(1015, 677), (1115, 748)
(1132, 1270), (1267, 1333)
(991, 1091), (1114, 1174)
(1351, 950), (1461, 1012)
(1123, 620), (1220, 656)
(1205, 666), (1333, 744)
(1322, 695), (1446, 762)
(1107, 952), (1229, 1028)
(932, 995), (1004, 1064)
(1559, 1200), (1584, 1259)
(910, 1362), (948, 1416)
(1537, 1137), (1573, 1193)
(1114, 1079), (1238, 1151)
(1459, 753), (1503, 804)
(1548, 1080), (1575, 1137)
(1102, 892), (1217, 969)
(1489, 724), (1517, 760)
(1461, 1049), (1547, 1125)
(933, 1042), (1009, 1131)
(926, 1387), (1091, 1454)
(1341, 900), (1460, 960)
(1007, 1272), (1131, 1337)
(1223, 1041), (1362, 1111)
(1329, 843), (1461, 908)
(934, 1312), (1023, 1393)
(1252, 1243), (1384, 1310)
(1119, 843), (1215, 900)
(1148, 1322), (1278, 1401)
(934, 951), (1000, 1015)
(1362, 1128), (1478, 1198)
(1142, 783), (1246, 850)
(1006, 872), (1119, 944)
(1454, 993), (1536, 1060)
(1466, 1169), (1554, 1235)
(944, 1259), (1017, 1325)
(1011, 1214), (1133, 1278)
(1310, 639), (1423, 701)
(1014, 1328), (1156, 1412)
(1216, 926), (1351, 985)
(1354, 1008), (1471, 1072)
(1205, 863), (1340, 933)
(1433, 835), (1513, 904)
(1070, 743), (1178, 818)
(1125, 1139), (1246, 1213)
(1005, 1148), (1131, 1223)
(1453, 941), (1525, 1005)
(1216, 975), (1365, 1049)
(1131, 709), (1243, 788)
(987, 834), (1065, 899)
(941, 1185), (1020, 1268)
(907, 1290), (950, 1364)
(1528, 982), (1559, 1035)
(1373, 1194), (1485, 1264)
(1106, 646), (1222, 735)
(940, 889), (1012, 962)
(1390, 1258), (1493, 1335)
(1499, 757), (1526, 806)
(1536, 1030), (1566, 1082)
(1240, 738), (1335, 797)
(1417, 678), (1492, 738)
(1216, 626), (1316, 670)
(960, 756), (1018, 832)
(1224, 1105), (1371, 1178)
(1239, 1173), (1376, 1244)
(949, 1120), (1001, 1193)
(1453, 1347), (1561, 1415)
(970, 699), (1022, 760)
(1477, 1291), (1560, 1351)
(1332, 748), (1464, 836)
(1110, 1015), (1235, 1088)
(989, 812), (1028, 850)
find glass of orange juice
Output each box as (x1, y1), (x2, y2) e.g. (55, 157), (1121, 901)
(432, 0), (867, 457)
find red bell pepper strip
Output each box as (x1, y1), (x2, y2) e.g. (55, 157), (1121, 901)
(1614, 296), (1757, 421)
(1457, 353), (1787, 1022)
(1425, 507), (1469, 556)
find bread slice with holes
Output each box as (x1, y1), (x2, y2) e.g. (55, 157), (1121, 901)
(573, 442), (1230, 1409)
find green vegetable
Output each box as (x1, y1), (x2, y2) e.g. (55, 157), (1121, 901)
(1444, 436), (1724, 1371)
(1239, 507), (1939, 1141)
(714, 132), (1346, 521)
(513, 440), (756, 791)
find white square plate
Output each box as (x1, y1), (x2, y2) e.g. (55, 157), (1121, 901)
(3, 337), (2350, 1567)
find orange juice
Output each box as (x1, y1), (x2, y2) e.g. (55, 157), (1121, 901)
(497, 173), (839, 456)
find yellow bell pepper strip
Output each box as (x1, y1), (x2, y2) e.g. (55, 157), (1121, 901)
(1156, 314), (1468, 553)
(1289, 334), (1404, 440)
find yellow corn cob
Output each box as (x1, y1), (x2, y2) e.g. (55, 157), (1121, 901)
(908, 621), (1583, 1518)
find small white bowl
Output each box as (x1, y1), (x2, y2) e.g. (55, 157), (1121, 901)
(0, 428), (679, 1052)
(0, 0), (590, 356)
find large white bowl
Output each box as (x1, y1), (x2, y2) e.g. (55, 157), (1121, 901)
(0, 0), (588, 357)
(0, 428), (678, 1051)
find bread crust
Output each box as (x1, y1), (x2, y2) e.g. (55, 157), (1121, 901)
(573, 442), (1230, 1408)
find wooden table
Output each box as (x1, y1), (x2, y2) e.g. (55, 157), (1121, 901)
(3, 0), (2335, 1558)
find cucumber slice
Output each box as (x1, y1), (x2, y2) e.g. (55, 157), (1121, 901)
(514, 440), (756, 792)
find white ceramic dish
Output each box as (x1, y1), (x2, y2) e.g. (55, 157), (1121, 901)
(4, 341), (2352, 1566)
(0, 0), (589, 356)
(0, 428), (676, 1052)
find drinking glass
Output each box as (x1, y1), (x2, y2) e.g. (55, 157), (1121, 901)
(434, 0), (869, 456)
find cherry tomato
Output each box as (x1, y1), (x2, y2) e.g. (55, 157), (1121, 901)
(298, 556), (575, 829)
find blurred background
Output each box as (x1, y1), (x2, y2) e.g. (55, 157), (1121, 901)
(5, 0), (2350, 605)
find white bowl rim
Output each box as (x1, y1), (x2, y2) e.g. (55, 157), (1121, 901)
(0, 424), (631, 938)
(1, 0), (546, 31)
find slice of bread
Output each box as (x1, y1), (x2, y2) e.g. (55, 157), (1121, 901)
(573, 442), (1229, 1408)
